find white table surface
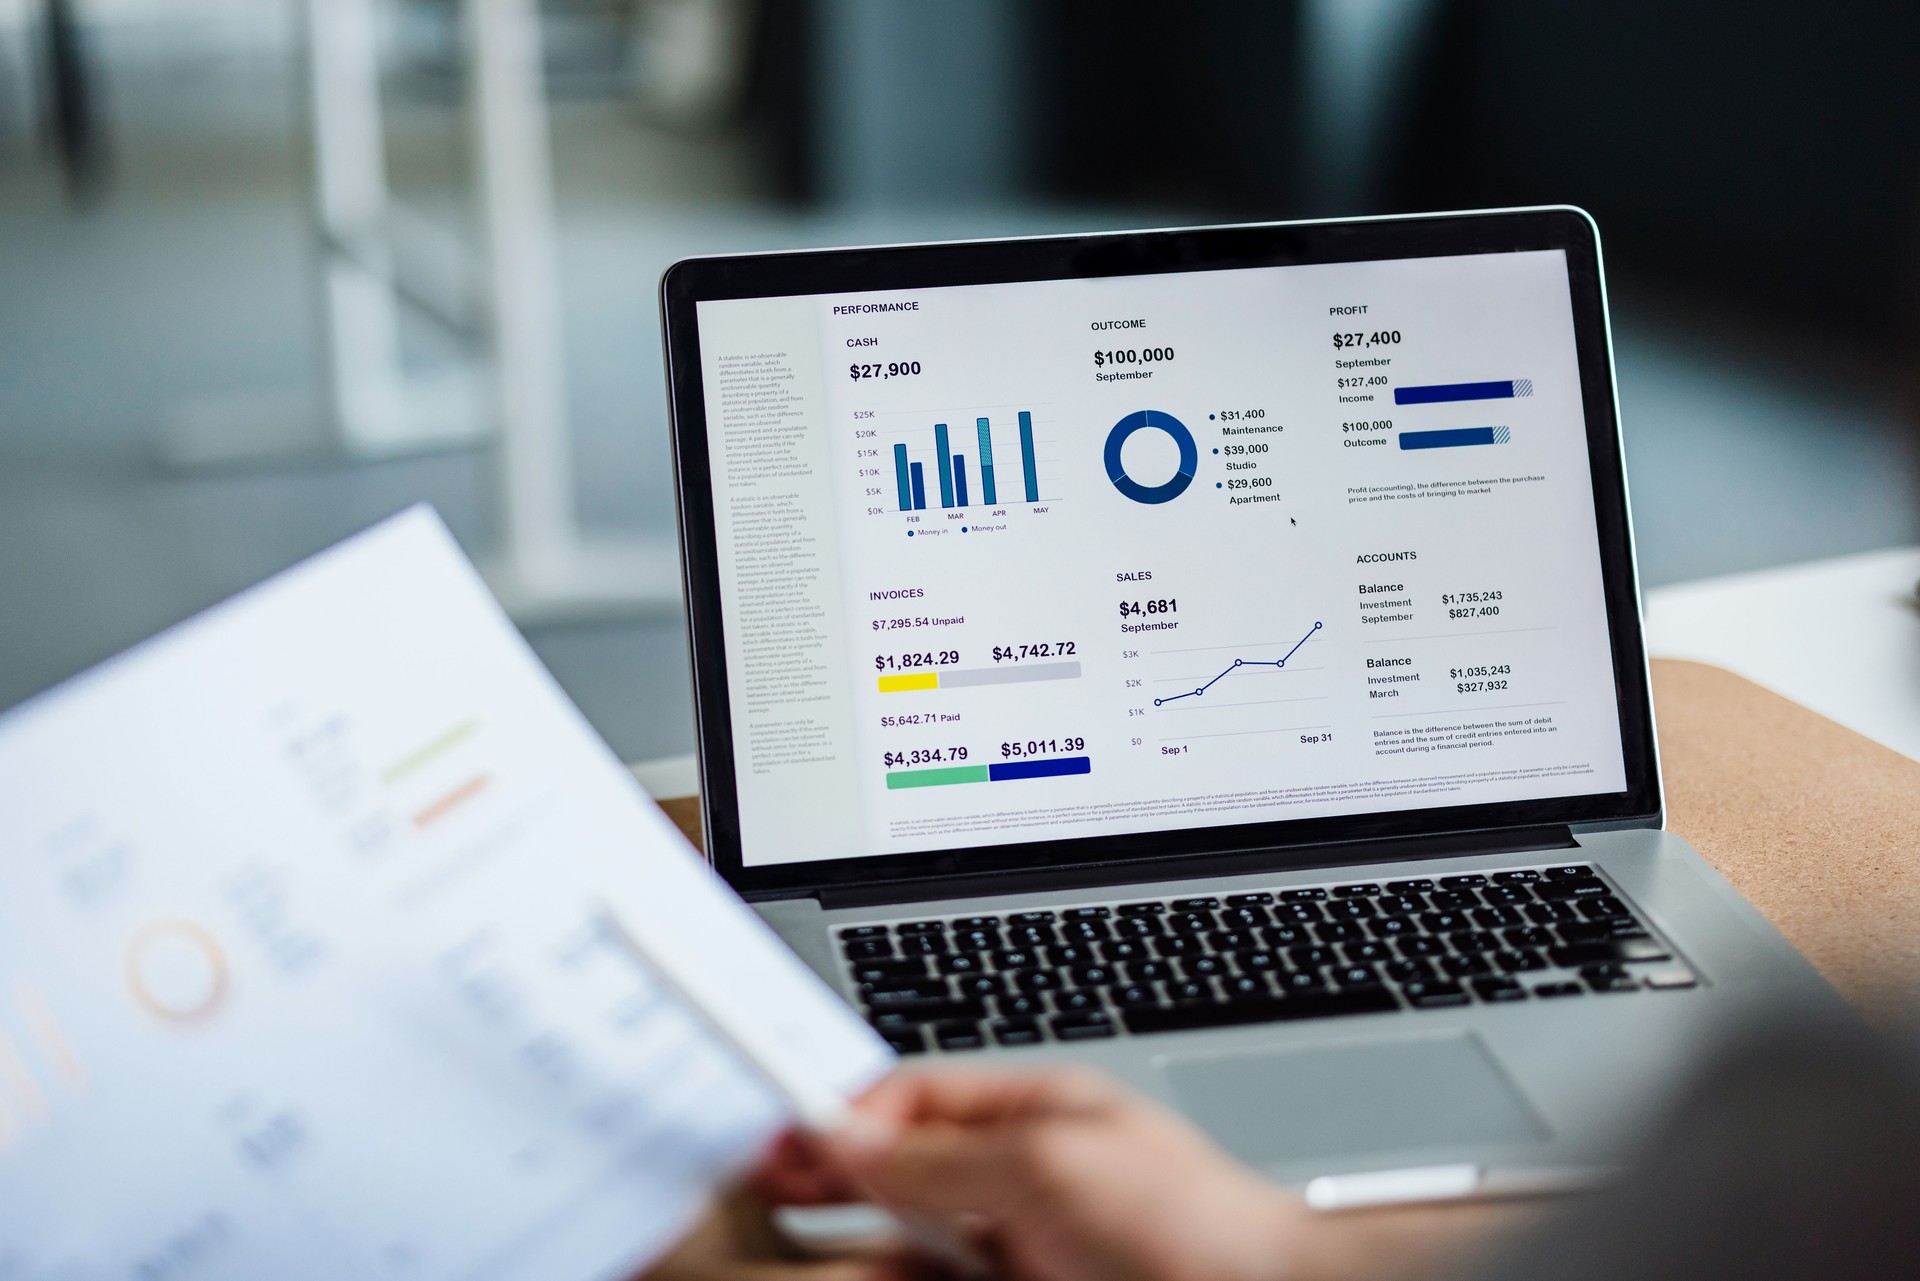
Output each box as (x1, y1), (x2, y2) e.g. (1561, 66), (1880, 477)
(1644, 546), (1920, 762)
(626, 546), (1920, 797)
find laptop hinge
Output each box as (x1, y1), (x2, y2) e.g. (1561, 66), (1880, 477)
(813, 825), (1578, 912)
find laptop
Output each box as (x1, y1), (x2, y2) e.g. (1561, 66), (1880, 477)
(658, 207), (1847, 1197)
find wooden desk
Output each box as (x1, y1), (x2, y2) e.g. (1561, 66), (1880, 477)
(648, 660), (1920, 1277)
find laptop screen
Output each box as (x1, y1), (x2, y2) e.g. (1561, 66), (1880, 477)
(689, 241), (1627, 870)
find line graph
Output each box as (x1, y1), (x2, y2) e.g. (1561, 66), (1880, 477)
(1154, 622), (1323, 706)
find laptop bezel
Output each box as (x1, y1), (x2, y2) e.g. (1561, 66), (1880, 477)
(660, 207), (1659, 899)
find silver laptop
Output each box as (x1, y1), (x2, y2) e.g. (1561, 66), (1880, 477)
(659, 207), (1846, 1199)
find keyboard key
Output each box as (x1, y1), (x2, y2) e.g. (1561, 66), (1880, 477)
(1223, 906), (1273, 929)
(1491, 949), (1547, 973)
(1385, 878), (1435, 894)
(1010, 925), (1061, 949)
(864, 978), (951, 1003)
(1009, 911), (1056, 924)
(956, 975), (1006, 999)
(1525, 901), (1578, 925)
(1396, 936), (1446, 957)
(1014, 969), (1060, 992)
(1451, 931), (1501, 954)
(1063, 920), (1113, 943)
(1471, 976), (1528, 1002)
(1333, 883), (1382, 898)
(843, 938), (895, 961)
(1128, 960), (1172, 982)
(1225, 892), (1274, 906)
(1427, 891), (1476, 911)
(1535, 880), (1610, 902)
(1644, 967), (1699, 990)
(1493, 869), (1542, 883)
(1102, 940), (1148, 963)
(1053, 989), (1102, 1013)
(1546, 865), (1599, 881)
(850, 958), (929, 984)
(1260, 924), (1307, 947)
(1377, 895), (1425, 917)
(1051, 1010), (1118, 1040)
(1171, 897), (1221, 912)
(1471, 906), (1521, 929)
(1049, 944), (1093, 966)
(1288, 945), (1335, 968)
(1403, 980), (1471, 1009)
(1114, 984), (1159, 1006)
(1118, 901), (1168, 915)
(1547, 939), (1672, 968)
(1423, 909), (1471, 933)
(1185, 956), (1224, 977)
(1281, 887), (1328, 902)
(1440, 874), (1487, 890)
(1064, 906), (1112, 919)
(880, 1026), (927, 1054)
(1275, 902), (1324, 924)
(1345, 941), (1392, 964)
(1503, 927), (1554, 949)
(1123, 986), (1398, 1034)
(992, 948), (1039, 971)
(1071, 965), (1117, 987)
(933, 1019), (987, 1050)
(1234, 950), (1281, 971)
(936, 953), (983, 975)
(1577, 895), (1630, 920)
(1115, 916), (1164, 938)
(997, 993), (1047, 1017)
(1385, 959), (1435, 983)
(870, 998), (986, 1025)
(1481, 884), (1530, 905)
(1224, 974), (1271, 1000)
(950, 915), (1000, 930)
(1167, 912), (1215, 934)
(1580, 963), (1639, 992)
(1155, 935), (1200, 957)
(896, 920), (946, 934)
(1327, 899), (1376, 920)
(1315, 922), (1361, 944)
(1332, 964), (1378, 987)
(1208, 929), (1255, 952)
(1440, 953), (1492, 978)
(1367, 915), (1415, 938)
(1279, 968), (1326, 991)
(955, 928), (1004, 952)
(1533, 981), (1584, 999)
(1169, 980), (1214, 1004)
(898, 934), (949, 956)
(992, 1019), (1044, 1046)
(839, 925), (890, 940)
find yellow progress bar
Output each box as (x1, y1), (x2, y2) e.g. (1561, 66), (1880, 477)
(877, 672), (940, 693)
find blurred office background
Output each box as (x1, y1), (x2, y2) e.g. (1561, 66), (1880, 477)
(2, 0), (1917, 762)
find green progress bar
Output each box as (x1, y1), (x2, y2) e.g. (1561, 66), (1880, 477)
(886, 765), (991, 789)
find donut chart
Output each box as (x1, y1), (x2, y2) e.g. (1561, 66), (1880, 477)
(1104, 410), (1198, 504)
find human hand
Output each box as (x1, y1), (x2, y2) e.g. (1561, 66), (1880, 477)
(754, 1067), (1313, 1281)
(641, 1184), (905, 1281)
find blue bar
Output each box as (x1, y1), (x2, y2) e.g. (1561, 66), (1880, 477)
(1399, 426), (1510, 451)
(1394, 380), (1516, 405)
(975, 417), (997, 505)
(934, 423), (954, 507)
(892, 443), (911, 511)
(988, 755), (1092, 783)
(909, 461), (927, 509)
(953, 453), (969, 507)
(1018, 411), (1038, 502)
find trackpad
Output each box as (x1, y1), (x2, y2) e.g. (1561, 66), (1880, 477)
(1160, 1032), (1548, 1167)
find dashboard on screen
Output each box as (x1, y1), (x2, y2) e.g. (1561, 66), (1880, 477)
(690, 247), (1627, 869)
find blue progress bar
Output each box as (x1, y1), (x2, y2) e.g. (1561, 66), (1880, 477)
(1019, 411), (1038, 501)
(1394, 379), (1534, 405)
(909, 461), (927, 509)
(953, 453), (969, 507)
(976, 417), (997, 505)
(1400, 426), (1511, 451)
(934, 423), (954, 507)
(988, 756), (1092, 782)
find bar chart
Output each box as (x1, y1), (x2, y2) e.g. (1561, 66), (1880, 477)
(888, 411), (1042, 512)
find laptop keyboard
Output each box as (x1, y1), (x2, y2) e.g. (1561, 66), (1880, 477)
(838, 864), (1698, 1054)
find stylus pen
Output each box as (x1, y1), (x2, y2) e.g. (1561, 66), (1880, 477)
(598, 906), (990, 1278)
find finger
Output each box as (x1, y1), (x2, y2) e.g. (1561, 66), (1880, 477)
(832, 1120), (1040, 1216)
(750, 1131), (865, 1206)
(856, 1065), (1121, 1129)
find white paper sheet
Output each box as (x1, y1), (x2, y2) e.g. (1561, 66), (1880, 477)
(0, 506), (893, 1281)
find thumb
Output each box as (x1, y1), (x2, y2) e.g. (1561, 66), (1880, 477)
(827, 1114), (1031, 1217)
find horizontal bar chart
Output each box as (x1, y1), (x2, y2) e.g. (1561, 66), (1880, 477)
(876, 661), (1081, 694)
(1399, 426), (1511, 451)
(1394, 379), (1533, 405)
(885, 755), (1092, 789)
